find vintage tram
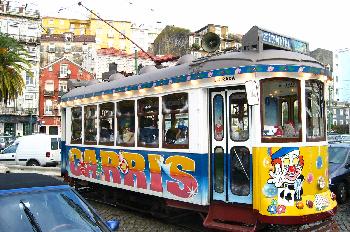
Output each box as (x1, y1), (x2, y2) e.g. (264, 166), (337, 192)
(60, 26), (337, 231)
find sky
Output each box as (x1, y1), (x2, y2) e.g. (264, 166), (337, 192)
(27, 0), (349, 52)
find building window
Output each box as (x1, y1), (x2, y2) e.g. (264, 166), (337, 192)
(60, 64), (68, 77)
(49, 126), (59, 135)
(48, 19), (54, 25)
(108, 40), (114, 48)
(60, 20), (64, 25)
(25, 72), (34, 85)
(138, 97), (159, 147)
(305, 80), (325, 141)
(64, 43), (72, 52)
(48, 43), (55, 52)
(48, 65), (53, 72)
(84, 105), (98, 145)
(71, 107), (82, 144)
(333, 109), (337, 115)
(261, 78), (301, 142)
(116, 100), (135, 146)
(340, 109), (343, 116)
(162, 93), (189, 149)
(44, 99), (53, 115)
(340, 120), (344, 125)
(99, 102), (114, 146)
(333, 120), (337, 126)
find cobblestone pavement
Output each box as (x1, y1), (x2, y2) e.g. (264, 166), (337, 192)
(90, 200), (350, 232)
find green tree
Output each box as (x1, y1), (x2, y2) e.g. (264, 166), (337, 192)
(0, 33), (31, 104)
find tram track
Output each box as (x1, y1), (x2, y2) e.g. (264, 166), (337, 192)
(80, 189), (212, 232)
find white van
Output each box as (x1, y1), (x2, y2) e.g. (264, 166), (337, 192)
(0, 134), (61, 166)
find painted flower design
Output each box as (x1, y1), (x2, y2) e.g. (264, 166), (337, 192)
(267, 205), (277, 214)
(235, 68), (241, 74)
(187, 75), (191, 81)
(267, 66), (274, 72)
(169, 79), (173, 84)
(276, 205), (286, 214)
(208, 71), (214, 77)
(307, 173), (314, 183)
(298, 67), (305, 73)
(124, 87), (128, 91)
(152, 82), (157, 87)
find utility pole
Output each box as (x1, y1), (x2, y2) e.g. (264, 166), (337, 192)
(328, 84), (333, 133)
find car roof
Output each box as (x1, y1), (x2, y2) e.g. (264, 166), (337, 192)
(0, 173), (66, 191)
(329, 143), (350, 148)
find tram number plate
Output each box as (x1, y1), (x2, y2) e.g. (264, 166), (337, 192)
(215, 76), (235, 82)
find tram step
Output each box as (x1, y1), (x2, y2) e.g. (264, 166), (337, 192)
(203, 201), (258, 231)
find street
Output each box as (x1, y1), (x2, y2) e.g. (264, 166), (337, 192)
(90, 199), (350, 231)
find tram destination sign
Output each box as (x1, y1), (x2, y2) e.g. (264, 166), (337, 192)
(261, 30), (308, 54)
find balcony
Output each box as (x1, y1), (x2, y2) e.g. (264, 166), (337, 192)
(0, 107), (38, 115)
(58, 72), (71, 79)
(43, 90), (54, 96)
(58, 90), (68, 97)
(5, 34), (40, 45)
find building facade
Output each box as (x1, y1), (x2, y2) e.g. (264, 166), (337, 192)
(42, 15), (133, 53)
(40, 32), (96, 70)
(333, 49), (350, 102)
(0, 1), (41, 136)
(130, 23), (162, 52)
(39, 57), (95, 134)
(188, 24), (241, 58)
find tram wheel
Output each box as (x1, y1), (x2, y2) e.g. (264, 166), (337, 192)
(336, 182), (347, 204)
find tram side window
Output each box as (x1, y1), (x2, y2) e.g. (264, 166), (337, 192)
(116, 100), (135, 146)
(306, 80), (325, 141)
(261, 78), (301, 142)
(162, 93), (189, 149)
(99, 102), (114, 146)
(84, 105), (97, 145)
(138, 97), (159, 147)
(229, 91), (249, 141)
(71, 107), (82, 144)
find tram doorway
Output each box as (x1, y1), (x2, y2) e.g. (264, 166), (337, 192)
(210, 87), (252, 204)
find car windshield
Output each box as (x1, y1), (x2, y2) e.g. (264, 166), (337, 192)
(328, 147), (349, 164)
(0, 187), (109, 232)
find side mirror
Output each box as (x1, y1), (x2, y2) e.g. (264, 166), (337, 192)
(106, 219), (120, 231)
(245, 80), (259, 105)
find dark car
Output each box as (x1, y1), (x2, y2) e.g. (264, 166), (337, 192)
(0, 173), (119, 232)
(328, 143), (350, 203)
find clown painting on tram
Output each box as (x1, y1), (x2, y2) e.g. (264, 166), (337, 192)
(267, 147), (304, 206)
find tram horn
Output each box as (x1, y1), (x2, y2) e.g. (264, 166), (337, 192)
(201, 32), (221, 52)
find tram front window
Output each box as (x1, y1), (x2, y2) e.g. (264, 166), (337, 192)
(261, 78), (301, 142)
(306, 80), (325, 141)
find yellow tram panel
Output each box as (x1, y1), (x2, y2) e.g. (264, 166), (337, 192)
(253, 146), (336, 217)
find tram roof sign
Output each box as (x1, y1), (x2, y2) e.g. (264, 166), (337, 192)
(242, 26), (309, 54)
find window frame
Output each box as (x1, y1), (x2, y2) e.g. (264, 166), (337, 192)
(99, 102), (115, 146)
(162, 92), (189, 149)
(305, 79), (326, 142)
(228, 90), (249, 142)
(71, 106), (82, 144)
(83, 105), (98, 145)
(137, 97), (159, 148)
(260, 77), (302, 143)
(116, 100), (135, 147)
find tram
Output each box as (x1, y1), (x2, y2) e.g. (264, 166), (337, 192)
(60, 26), (337, 231)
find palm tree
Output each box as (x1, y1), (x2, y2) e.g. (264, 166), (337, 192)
(0, 33), (31, 104)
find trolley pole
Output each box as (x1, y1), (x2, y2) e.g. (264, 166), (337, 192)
(134, 50), (138, 75)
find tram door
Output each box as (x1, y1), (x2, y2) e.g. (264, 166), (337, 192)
(210, 87), (252, 204)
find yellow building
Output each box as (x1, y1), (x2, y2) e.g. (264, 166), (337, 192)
(42, 15), (132, 53)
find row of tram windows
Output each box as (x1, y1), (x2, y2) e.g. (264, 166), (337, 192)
(261, 78), (325, 142)
(70, 93), (189, 149)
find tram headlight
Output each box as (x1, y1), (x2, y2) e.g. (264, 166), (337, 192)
(318, 176), (326, 190)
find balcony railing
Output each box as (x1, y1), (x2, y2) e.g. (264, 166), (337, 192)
(58, 90), (68, 97)
(0, 107), (38, 115)
(43, 90), (54, 96)
(4, 33), (40, 45)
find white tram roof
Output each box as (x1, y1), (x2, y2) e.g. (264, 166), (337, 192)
(61, 49), (325, 101)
